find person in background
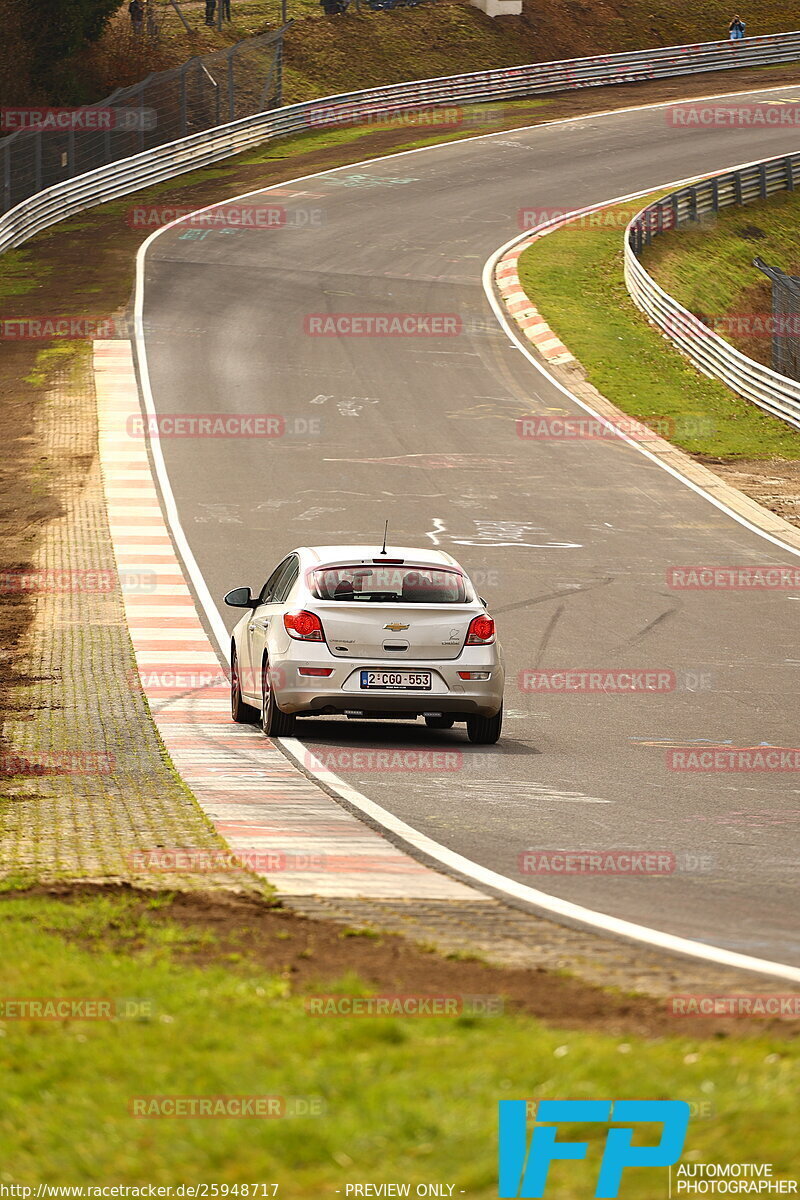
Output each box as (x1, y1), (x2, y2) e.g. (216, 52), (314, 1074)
(129, 0), (144, 32)
(205, 0), (217, 22)
(221, 0), (231, 18)
(728, 14), (746, 39)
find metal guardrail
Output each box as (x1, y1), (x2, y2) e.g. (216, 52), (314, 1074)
(625, 153), (800, 431)
(3, 30), (800, 255)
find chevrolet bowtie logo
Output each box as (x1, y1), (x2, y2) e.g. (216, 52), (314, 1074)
(384, 622), (410, 632)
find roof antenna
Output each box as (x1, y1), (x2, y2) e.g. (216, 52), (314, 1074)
(379, 520), (388, 555)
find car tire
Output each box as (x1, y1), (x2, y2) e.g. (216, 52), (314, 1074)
(425, 715), (455, 729)
(230, 647), (258, 724)
(261, 657), (296, 738)
(466, 704), (503, 745)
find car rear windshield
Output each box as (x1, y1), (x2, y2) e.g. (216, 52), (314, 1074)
(310, 565), (470, 604)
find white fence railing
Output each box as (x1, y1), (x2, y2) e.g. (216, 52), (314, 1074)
(625, 153), (800, 431)
(4, 31), (800, 256)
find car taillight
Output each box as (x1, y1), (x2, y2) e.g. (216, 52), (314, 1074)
(284, 610), (324, 641)
(466, 614), (495, 645)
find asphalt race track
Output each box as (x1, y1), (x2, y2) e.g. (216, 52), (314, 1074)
(139, 85), (800, 966)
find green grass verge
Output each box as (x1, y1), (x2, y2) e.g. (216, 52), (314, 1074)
(517, 194), (800, 460)
(640, 187), (800, 368)
(1, 892), (798, 1192)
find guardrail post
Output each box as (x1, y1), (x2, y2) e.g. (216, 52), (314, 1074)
(787, 156), (795, 192)
(227, 48), (235, 122)
(759, 163), (768, 199)
(2, 141), (10, 213)
(712, 177), (719, 212)
(275, 26), (285, 109)
(180, 65), (188, 138)
(734, 170), (743, 205)
(689, 186), (697, 222)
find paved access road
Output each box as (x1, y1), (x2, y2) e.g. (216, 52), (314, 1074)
(140, 85), (800, 965)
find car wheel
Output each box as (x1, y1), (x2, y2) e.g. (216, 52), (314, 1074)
(261, 657), (296, 738)
(425, 715), (455, 729)
(466, 704), (503, 745)
(230, 647), (258, 724)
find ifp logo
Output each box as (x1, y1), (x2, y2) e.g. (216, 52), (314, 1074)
(498, 1099), (690, 1197)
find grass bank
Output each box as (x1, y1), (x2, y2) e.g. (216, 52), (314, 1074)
(46, 0), (800, 108)
(1, 889), (798, 1192)
(517, 195), (800, 460)
(640, 187), (800, 369)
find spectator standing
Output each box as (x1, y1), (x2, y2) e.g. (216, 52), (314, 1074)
(129, 0), (144, 32)
(728, 14), (746, 39)
(221, 0), (231, 18)
(205, 0), (217, 22)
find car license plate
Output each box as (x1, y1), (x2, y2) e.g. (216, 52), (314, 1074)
(360, 670), (431, 690)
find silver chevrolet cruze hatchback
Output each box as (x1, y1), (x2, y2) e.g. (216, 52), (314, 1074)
(225, 544), (504, 744)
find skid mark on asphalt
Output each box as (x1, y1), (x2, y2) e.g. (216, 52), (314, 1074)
(493, 577), (616, 615)
(532, 603), (566, 669)
(613, 605), (680, 649)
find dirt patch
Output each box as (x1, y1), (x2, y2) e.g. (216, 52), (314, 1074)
(15, 882), (800, 1040)
(711, 457), (800, 523)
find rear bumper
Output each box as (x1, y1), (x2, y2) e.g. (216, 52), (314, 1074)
(295, 693), (497, 718)
(262, 645), (504, 719)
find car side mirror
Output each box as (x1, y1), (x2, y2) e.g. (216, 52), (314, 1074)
(224, 586), (256, 609)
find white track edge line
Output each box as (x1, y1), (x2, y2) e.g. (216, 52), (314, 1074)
(482, 186), (800, 559)
(132, 83), (800, 981)
(280, 738), (800, 983)
(133, 78), (800, 653)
